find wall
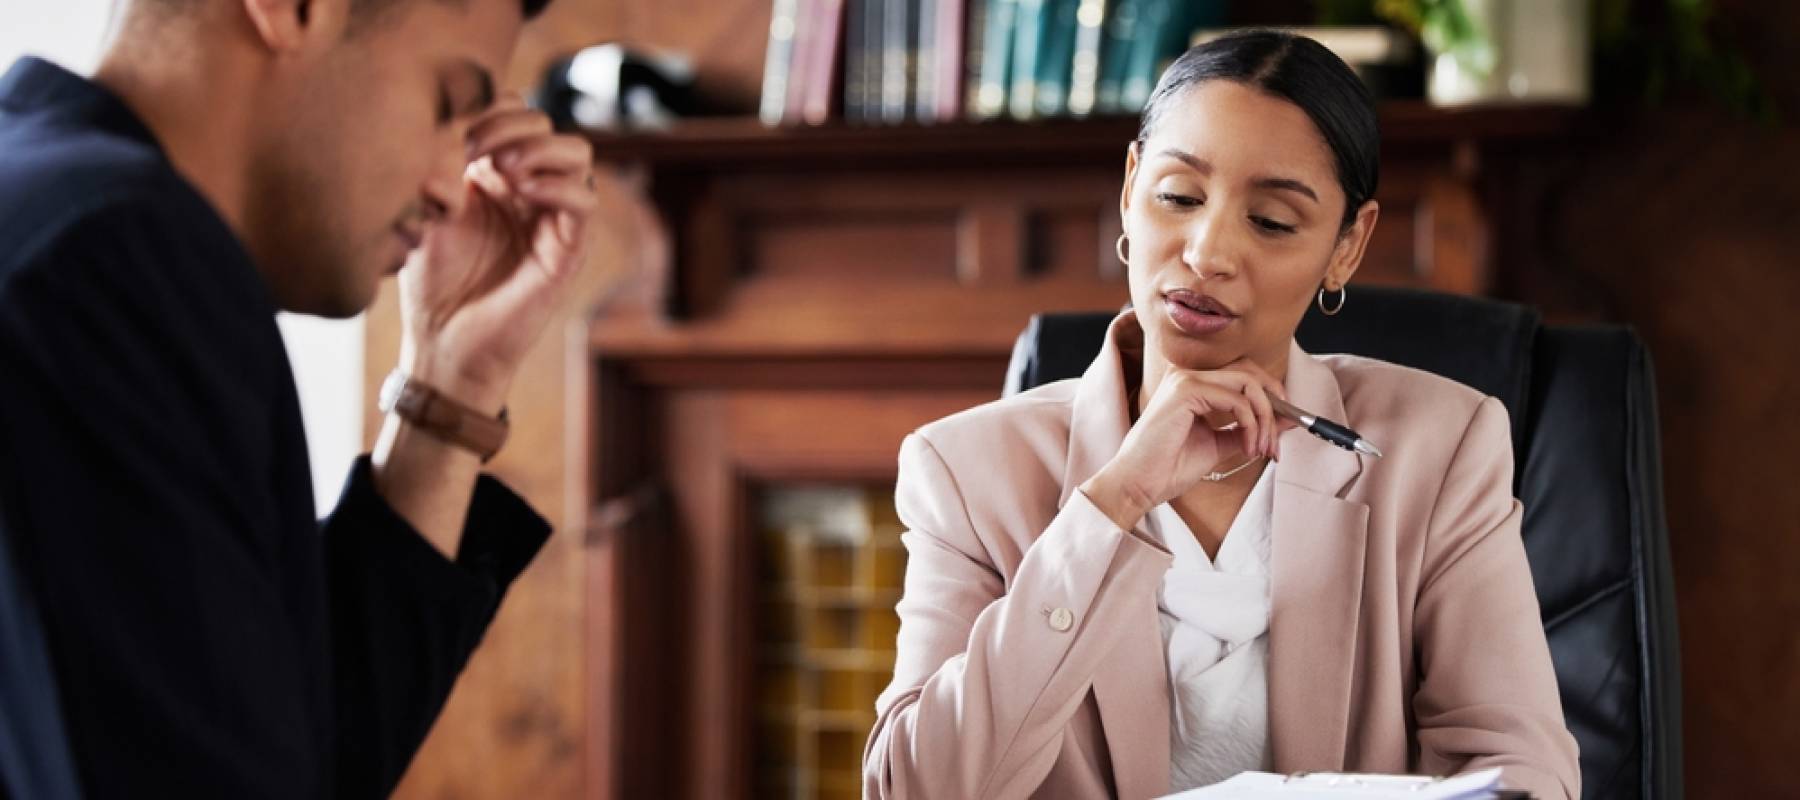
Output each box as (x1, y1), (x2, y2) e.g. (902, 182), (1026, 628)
(383, 0), (1800, 797)
(1502, 2), (1800, 793)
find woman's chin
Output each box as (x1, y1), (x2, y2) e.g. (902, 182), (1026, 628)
(1153, 336), (1241, 372)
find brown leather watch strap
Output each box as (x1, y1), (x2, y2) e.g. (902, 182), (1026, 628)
(378, 371), (509, 462)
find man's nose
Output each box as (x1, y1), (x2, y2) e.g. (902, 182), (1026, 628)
(419, 141), (470, 221)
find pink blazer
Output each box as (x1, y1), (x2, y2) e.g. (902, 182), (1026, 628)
(863, 311), (1580, 800)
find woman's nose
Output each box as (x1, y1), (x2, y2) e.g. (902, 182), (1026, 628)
(1181, 206), (1241, 281)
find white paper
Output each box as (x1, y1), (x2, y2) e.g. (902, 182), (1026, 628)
(1160, 767), (1503, 800)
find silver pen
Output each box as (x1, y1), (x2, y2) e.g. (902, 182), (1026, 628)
(1271, 396), (1384, 458)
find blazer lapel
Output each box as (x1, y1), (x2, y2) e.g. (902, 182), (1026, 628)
(1060, 311), (1172, 799)
(1267, 341), (1372, 774)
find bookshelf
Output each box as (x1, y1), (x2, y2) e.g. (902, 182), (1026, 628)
(588, 103), (1582, 167)
(753, 483), (905, 800)
(582, 103), (1584, 325)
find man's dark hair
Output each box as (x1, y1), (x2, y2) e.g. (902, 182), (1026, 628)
(356, 0), (555, 25)
(1136, 29), (1379, 231)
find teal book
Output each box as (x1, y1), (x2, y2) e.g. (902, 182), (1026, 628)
(1066, 0), (1108, 116)
(1117, 0), (1171, 114)
(962, 0), (988, 118)
(1094, 0), (1137, 114)
(1118, 0), (1226, 113)
(974, 0), (1016, 119)
(1006, 0), (1045, 119)
(1032, 0), (1081, 117)
(880, 0), (913, 123)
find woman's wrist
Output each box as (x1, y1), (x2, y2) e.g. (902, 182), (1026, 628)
(1078, 468), (1152, 532)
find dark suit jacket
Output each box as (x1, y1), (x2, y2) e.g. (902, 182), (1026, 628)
(0, 57), (551, 799)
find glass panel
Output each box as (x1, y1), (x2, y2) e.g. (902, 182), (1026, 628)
(755, 482), (905, 800)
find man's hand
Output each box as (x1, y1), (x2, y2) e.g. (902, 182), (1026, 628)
(374, 97), (595, 558)
(397, 94), (597, 414)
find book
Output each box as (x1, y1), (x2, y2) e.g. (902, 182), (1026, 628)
(784, 0), (819, 124)
(930, 0), (968, 121)
(843, 0), (868, 121)
(862, 0), (886, 120)
(1066, 0), (1108, 116)
(758, 0), (802, 125)
(1117, 0), (1170, 113)
(973, 0), (1016, 119)
(961, 0), (988, 118)
(1007, 0), (1047, 119)
(880, 0), (913, 122)
(1094, 0), (1138, 114)
(801, 0), (849, 125)
(1033, 0), (1082, 117)
(1116, 0), (1225, 114)
(915, 0), (938, 119)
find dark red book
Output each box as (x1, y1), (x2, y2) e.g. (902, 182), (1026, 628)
(802, 0), (850, 124)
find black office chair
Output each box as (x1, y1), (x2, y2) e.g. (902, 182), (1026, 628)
(1003, 286), (1681, 800)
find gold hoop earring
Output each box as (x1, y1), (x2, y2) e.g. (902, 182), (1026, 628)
(1115, 234), (1129, 266)
(1317, 285), (1347, 316)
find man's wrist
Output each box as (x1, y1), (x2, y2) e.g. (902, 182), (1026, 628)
(378, 370), (510, 463)
(396, 346), (510, 416)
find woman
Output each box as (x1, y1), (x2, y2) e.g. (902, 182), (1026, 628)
(862, 30), (1580, 800)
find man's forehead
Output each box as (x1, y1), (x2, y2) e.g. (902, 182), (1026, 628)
(391, 0), (523, 66)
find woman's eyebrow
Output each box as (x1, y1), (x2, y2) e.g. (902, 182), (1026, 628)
(1255, 176), (1318, 203)
(1154, 147), (1319, 203)
(1156, 147), (1212, 175)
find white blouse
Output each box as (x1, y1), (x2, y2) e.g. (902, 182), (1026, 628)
(1141, 463), (1276, 792)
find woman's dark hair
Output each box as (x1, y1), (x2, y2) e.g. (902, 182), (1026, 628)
(1136, 29), (1379, 230)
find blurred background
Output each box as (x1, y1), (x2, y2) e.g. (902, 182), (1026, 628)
(5, 0), (1798, 798)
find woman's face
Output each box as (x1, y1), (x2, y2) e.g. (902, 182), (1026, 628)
(1121, 80), (1377, 375)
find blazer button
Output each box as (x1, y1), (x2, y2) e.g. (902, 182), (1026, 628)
(1048, 607), (1074, 632)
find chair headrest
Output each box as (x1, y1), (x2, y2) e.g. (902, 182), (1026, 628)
(1004, 286), (1543, 453)
(1294, 286), (1540, 449)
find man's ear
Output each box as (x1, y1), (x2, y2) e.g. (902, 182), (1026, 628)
(1324, 199), (1379, 290)
(241, 0), (350, 54)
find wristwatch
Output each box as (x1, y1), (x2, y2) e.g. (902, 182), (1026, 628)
(378, 371), (509, 462)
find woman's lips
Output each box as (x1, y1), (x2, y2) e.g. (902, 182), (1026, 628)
(1162, 289), (1237, 336)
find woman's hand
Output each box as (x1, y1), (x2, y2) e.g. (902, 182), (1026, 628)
(1079, 358), (1291, 530)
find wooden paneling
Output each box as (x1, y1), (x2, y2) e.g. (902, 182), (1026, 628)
(584, 378), (997, 797)
(1498, 96), (1800, 800)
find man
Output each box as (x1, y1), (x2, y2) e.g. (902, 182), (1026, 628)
(0, 0), (595, 795)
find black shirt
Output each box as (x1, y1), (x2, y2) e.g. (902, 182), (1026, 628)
(0, 57), (550, 799)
